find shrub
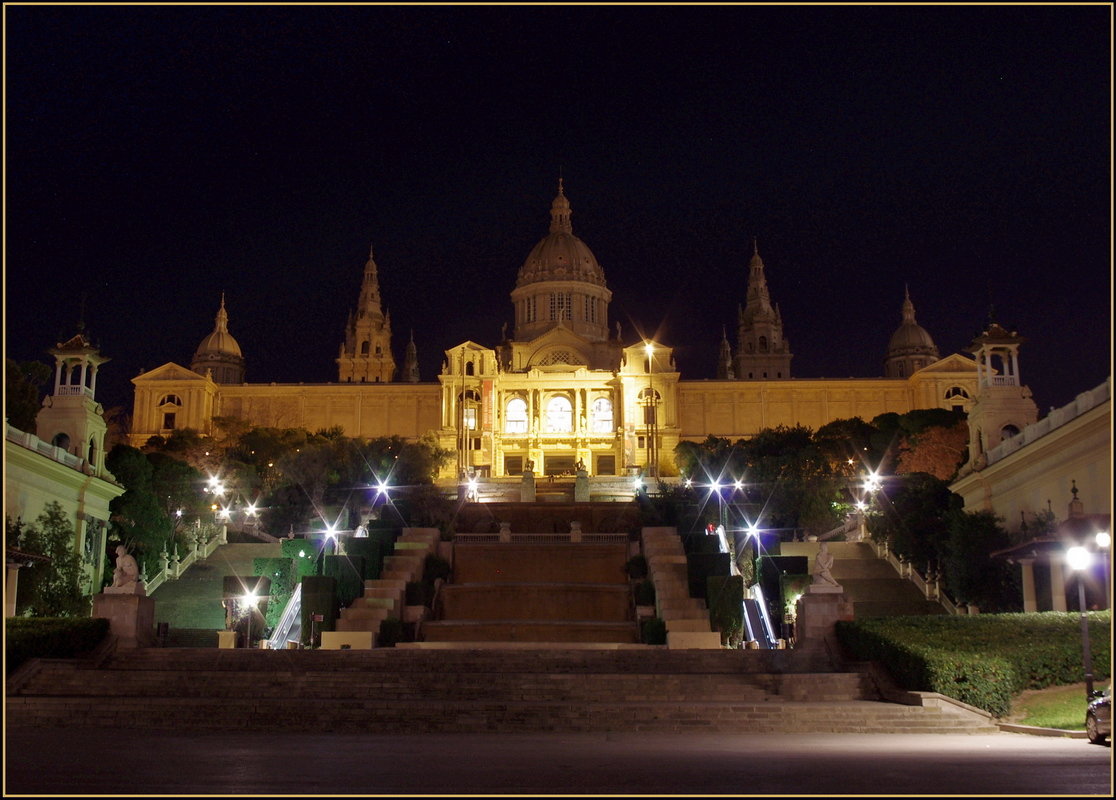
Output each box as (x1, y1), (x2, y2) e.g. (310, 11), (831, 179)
(634, 579), (656, 607)
(624, 555), (648, 580)
(707, 575), (744, 648)
(836, 611), (1111, 717)
(6, 617), (110, 676)
(640, 617), (667, 645)
(378, 616), (405, 647)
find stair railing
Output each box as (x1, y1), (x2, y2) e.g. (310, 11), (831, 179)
(871, 538), (965, 615)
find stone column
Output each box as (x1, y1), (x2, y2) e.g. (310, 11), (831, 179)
(1020, 559), (1038, 612)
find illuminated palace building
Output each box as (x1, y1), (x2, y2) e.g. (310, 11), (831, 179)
(129, 182), (1036, 483)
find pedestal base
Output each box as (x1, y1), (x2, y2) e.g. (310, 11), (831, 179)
(521, 472), (536, 502)
(795, 591), (854, 661)
(92, 593), (156, 649)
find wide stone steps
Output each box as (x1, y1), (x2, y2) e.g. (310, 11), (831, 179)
(6, 648), (997, 734)
(4, 695), (996, 734)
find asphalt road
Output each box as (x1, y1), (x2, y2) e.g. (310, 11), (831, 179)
(4, 727), (1112, 796)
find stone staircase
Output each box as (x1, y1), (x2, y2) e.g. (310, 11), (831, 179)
(422, 542), (639, 644)
(642, 527), (723, 648)
(780, 542), (948, 618)
(5, 647), (998, 734)
(330, 528), (441, 643)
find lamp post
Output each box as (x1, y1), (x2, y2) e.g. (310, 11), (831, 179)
(644, 341), (656, 480)
(242, 590), (259, 649)
(1097, 531), (1111, 611)
(1066, 546), (1095, 699)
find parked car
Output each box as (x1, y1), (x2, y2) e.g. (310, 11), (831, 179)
(1086, 686), (1110, 744)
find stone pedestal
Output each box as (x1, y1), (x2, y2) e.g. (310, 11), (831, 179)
(92, 593), (156, 649)
(795, 588), (853, 660)
(574, 470), (590, 502)
(521, 471), (536, 502)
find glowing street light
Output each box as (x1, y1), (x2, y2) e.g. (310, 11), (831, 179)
(1066, 546), (1095, 699)
(242, 590), (259, 648)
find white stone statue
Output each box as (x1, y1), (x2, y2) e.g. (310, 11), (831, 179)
(811, 542), (840, 587)
(105, 545), (146, 595)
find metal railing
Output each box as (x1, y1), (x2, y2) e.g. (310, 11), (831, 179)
(871, 538), (965, 615)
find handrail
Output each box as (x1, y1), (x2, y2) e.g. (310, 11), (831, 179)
(871, 538), (965, 614)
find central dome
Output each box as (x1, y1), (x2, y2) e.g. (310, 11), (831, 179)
(516, 180), (607, 288)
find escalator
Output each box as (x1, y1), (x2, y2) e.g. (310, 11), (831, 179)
(266, 583), (302, 650)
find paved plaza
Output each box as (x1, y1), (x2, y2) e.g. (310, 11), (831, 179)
(5, 726), (1112, 796)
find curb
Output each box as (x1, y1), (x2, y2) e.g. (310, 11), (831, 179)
(997, 722), (1087, 738)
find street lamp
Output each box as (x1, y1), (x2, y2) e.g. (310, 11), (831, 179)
(242, 590), (259, 649)
(644, 341), (656, 479)
(1066, 546), (1095, 699)
(1096, 530), (1111, 611)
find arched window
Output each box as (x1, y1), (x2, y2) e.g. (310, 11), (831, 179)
(544, 396), (573, 433)
(1001, 424), (1021, 440)
(945, 386), (970, 399)
(360, 341), (370, 355)
(758, 336), (769, 353)
(465, 361), (475, 376)
(505, 397), (528, 434)
(53, 432), (70, 451)
(591, 397), (613, 433)
(158, 394), (182, 407)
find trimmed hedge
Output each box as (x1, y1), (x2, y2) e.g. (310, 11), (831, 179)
(640, 617), (667, 645)
(343, 538), (384, 580)
(836, 611), (1112, 717)
(707, 575), (744, 647)
(280, 538), (320, 578)
(6, 617), (110, 676)
(323, 555), (365, 610)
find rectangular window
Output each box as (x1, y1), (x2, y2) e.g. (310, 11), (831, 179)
(637, 436), (646, 449)
(463, 407), (477, 431)
(524, 297), (537, 323)
(549, 292), (571, 321)
(584, 296), (597, 323)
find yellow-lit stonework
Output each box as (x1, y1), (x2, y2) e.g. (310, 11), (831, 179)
(130, 183), (987, 480)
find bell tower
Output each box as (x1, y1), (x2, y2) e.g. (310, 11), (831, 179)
(36, 330), (110, 477)
(965, 320), (1039, 466)
(338, 244), (397, 383)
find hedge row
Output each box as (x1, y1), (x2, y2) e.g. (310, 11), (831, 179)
(836, 611), (1111, 717)
(6, 617), (111, 676)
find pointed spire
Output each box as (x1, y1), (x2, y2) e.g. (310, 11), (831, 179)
(402, 328), (420, 383)
(215, 292), (230, 332)
(549, 177), (573, 234)
(901, 284), (916, 323)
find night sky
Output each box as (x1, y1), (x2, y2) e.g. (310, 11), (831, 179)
(5, 4), (1112, 422)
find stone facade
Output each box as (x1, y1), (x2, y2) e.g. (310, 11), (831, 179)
(129, 183), (988, 480)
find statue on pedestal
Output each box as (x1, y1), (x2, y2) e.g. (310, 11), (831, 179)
(811, 542), (840, 588)
(105, 545), (146, 596)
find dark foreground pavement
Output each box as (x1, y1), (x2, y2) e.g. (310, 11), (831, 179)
(5, 726), (1112, 796)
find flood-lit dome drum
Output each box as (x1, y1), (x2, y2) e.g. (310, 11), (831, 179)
(512, 180), (612, 342)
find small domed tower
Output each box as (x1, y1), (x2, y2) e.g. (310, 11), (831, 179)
(191, 294), (245, 383)
(884, 286), (940, 377)
(964, 318), (1039, 465)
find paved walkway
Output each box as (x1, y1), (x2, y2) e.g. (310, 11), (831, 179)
(147, 542), (281, 628)
(5, 727), (1111, 795)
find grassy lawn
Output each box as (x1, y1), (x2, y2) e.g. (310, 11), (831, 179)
(1007, 681), (1109, 730)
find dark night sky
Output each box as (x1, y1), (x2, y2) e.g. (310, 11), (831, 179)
(5, 4), (1112, 422)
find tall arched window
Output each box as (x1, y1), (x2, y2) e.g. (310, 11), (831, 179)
(591, 397), (613, 433)
(544, 396), (573, 433)
(505, 397), (528, 434)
